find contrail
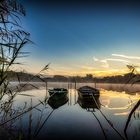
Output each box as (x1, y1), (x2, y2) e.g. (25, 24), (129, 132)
(112, 54), (140, 60)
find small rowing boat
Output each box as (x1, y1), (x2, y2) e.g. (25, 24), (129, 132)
(48, 88), (68, 100)
(78, 86), (99, 99)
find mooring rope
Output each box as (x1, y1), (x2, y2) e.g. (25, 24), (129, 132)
(91, 111), (108, 140)
(91, 94), (126, 140)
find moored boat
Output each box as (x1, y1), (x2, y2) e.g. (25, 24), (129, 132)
(78, 86), (99, 99)
(48, 88), (68, 109)
(48, 88), (68, 100)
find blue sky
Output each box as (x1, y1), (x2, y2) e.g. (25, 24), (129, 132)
(18, 0), (140, 76)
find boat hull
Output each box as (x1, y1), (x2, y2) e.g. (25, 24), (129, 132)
(48, 88), (68, 96)
(78, 86), (99, 100)
(49, 92), (68, 101)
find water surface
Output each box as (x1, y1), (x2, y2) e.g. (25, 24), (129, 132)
(1, 83), (140, 140)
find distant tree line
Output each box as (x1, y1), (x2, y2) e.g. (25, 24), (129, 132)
(7, 71), (140, 84)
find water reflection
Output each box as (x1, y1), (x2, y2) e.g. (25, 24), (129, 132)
(77, 96), (100, 112)
(48, 96), (69, 109)
(0, 84), (140, 140)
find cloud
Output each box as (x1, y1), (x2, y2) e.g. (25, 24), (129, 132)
(93, 57), (99, 61)
(100, 58), (130, 68)
(112, 54), (140, 60)
(104, 58), (129, 63)
(101, 62), (109, 68)
(100, 60), (107, 63)
(93, 56), (130, 69)
(93, 58), (109, 68)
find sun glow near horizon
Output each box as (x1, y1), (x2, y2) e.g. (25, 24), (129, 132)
(18, 63), (133, 77)
(13, 53), (140, 78)
(18, 53), (140, 77)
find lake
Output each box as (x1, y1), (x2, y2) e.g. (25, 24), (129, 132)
(0, 82), (140, 140)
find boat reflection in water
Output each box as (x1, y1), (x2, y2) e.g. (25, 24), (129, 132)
(78, 94), (100, 112)
(48, 88), (69, 109)
(48, 96), (69, 109)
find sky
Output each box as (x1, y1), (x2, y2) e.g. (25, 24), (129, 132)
(17, 0), (140, 77)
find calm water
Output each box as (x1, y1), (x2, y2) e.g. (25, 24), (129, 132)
(1, 83), (140, 140)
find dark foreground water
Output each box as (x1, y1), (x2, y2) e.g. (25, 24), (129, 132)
(0, 83), (140, 140)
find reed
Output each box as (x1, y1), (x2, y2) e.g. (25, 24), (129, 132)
(0, 0), (31, 104)
(0, 1), (49, 139)
(123, 65), (140, 136)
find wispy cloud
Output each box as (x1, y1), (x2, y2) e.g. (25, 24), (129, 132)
(104, 58), (129, 63)
(93, 57), (99, 61)
(100, 60), (107, 63)
(93, 57), (109, 68)
(93, 56), (129, 69)
(100, 58), (129, 68)
(112, 54), (140, 60)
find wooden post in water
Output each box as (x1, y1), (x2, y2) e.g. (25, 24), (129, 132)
(68, 77), (70, 90)
(94, 79), (96, 88)
(45, 79), (48, 97)
(74, 79), (77, 89)
(67, 77), (70, 105)
(69, 82), (71, 91)
(74, 78), (77, 104)
(95, 81), (96, 88)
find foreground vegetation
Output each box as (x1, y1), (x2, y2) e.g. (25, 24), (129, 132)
(0, 1), (48, 139)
